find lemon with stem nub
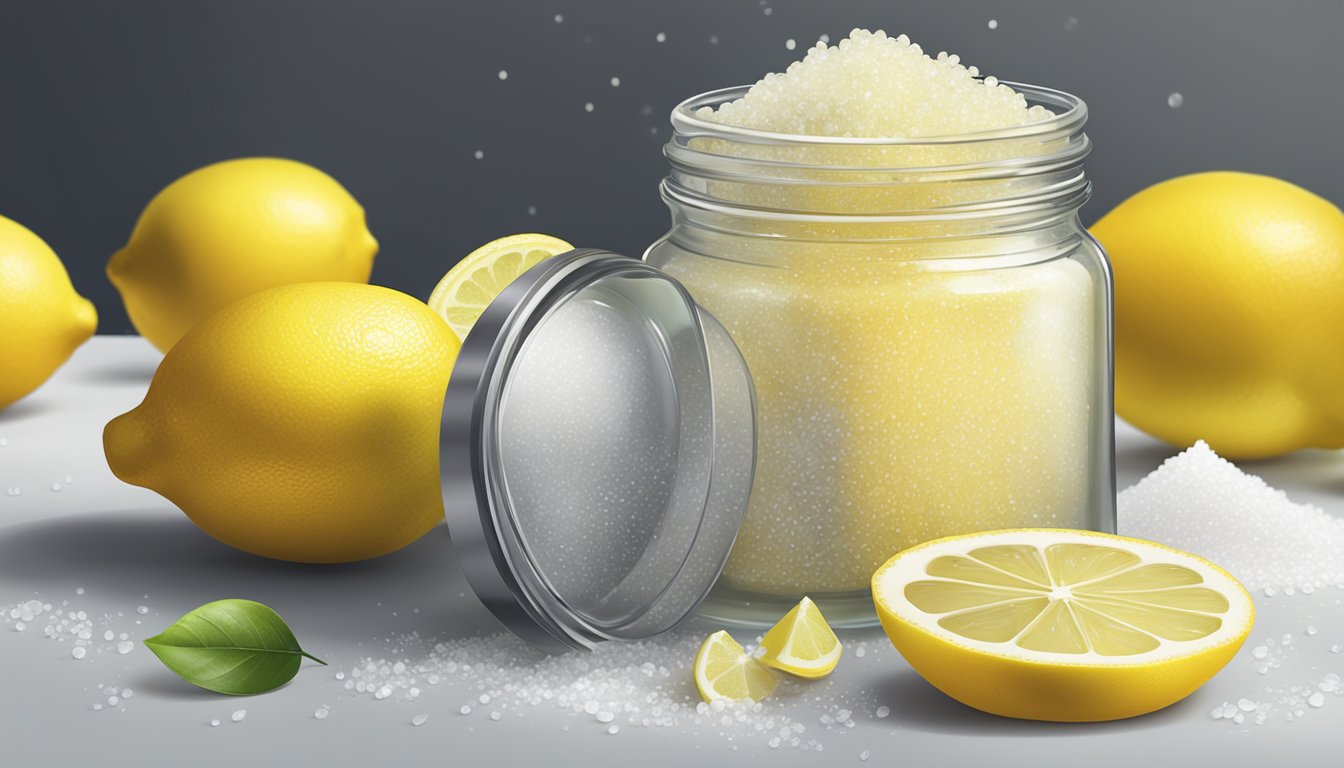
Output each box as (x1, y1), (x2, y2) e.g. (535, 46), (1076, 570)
(0, 214), (97, 409)
(693, 630), (777, 703)
(427, 233), (573, 341)
(108, 158), (377, 353)
(103, 283), (459, 563)
(757, 597), (843, 678)
(873, 528), (1253, 722)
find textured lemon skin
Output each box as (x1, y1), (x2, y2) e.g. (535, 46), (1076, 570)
(872, 529), (1254, 722)
(0, 215), (97, 409)
(103, 283), (459, 563)
(1091, 172), (1344, 459)
(108, 158), (377, 353)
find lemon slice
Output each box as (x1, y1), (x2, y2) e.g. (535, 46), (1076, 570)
(873, 529), (1253, 722)
(694, 630), (777, 702)
(757, 597), (842, 678)
(428, 233), (573, 341)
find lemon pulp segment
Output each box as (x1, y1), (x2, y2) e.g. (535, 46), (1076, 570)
(758, 597), (842, 677)
(693, 630), (777, 702)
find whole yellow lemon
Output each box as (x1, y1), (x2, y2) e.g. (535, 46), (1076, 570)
(1092, 172), (1344, 459)
(108, 158), (377, 353)
(103, 283), (460, 563)
(0, 215), (97, 409)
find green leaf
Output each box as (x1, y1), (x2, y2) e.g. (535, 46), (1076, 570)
(143, 599), (326, 696)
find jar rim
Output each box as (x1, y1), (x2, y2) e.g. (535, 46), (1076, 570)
(670, 81), (1087, 148)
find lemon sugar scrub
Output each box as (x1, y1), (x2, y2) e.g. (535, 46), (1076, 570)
(647, 29), (1115, 625)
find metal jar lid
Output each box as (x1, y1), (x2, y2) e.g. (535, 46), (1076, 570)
(439, 249), (756, 652)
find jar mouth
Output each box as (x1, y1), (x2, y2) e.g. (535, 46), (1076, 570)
(662, 81), (1091, 225)
(670, 82), (1087, 149)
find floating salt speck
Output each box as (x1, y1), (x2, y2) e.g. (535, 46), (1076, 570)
(210, 719), (221, 727)
(75, 588), (84, 596)
(763, 6), (772, 15)
(122, 689), (133, 699)
(117, 640), (134, 655)
(1064, 17), (1080, 31)
(231, 709), (247, 722)
(607, 724), (620, 735)
(1306, 625), (1318, 636)
(103, 630), (114, 641)
(412, 713), (429, 726)
(315, 706), (330, 720)
(459, 705), (472, 715)
(497, 70), (508, 81)
(1331, 644), (1342, 654)
(875, 705), (890, 718)
(14, 622), (25, 631)
(819, 34), (830, 43)
(785, 39), (796, 50)
(136, 605), (149, 615)
(987, 19), (998, 30)
(596, 711), (615, 723)
(51, 482), (63, 492)
(584, 102), (594, 113)
(610, 77), (621, 87)
(861, 751), (871, 762)
(655, 32), (666, 43)
(71, 646), (87, 660)
(1167, 93), (1184, 109)
(526, 206), (537, 216)
(473, 150), (484, 160)
(108, 696), (120, 707)
(6, 486), (20, 496)
(0, 437), (7, 446)
(553, 13), (563, 23)
(709, 35), (719, 45)
(854, 647), (865, 658)
(489, 711), (502, 721)
(1238, 698), (1257, 712)
(1309, 692), (1326, 708)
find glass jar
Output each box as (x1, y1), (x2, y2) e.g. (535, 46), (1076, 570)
(645, 83), (1116, 628)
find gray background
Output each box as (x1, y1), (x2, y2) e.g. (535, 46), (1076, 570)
(1, 0), (1342, 335)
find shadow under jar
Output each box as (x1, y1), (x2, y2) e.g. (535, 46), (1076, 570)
(645, 83), (1116, 628)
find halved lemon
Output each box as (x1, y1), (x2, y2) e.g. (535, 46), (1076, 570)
(872, 529), (1253, 722)
(694, 630), (777, 702)
(758, 597), (842, 678)
(428, 233), (573, 341)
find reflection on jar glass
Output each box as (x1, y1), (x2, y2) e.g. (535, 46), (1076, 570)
(646, 83), (1116, 628)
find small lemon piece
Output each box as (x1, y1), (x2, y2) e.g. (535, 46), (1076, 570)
(427, 233), (573, 341)
(108, 158), (377, 353)
(757, 597), (842, 678)
(873, 529), (1253, 721)
(103, 283), (459, 563)
(0, 215), (97, 409)
(1092, 171), (1344, 458)
(693, 630), (777, 703)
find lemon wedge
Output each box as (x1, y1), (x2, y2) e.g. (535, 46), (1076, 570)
(873, 529), (1253, 722)
(428, 233), (573, 341)
(757, 597), (842, 678)
(693, 630), (777, 703)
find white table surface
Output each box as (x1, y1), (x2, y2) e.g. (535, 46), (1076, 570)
(2, 337), (1341, 767)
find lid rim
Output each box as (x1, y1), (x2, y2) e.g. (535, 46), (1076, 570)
(440, 249), (756, 653)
